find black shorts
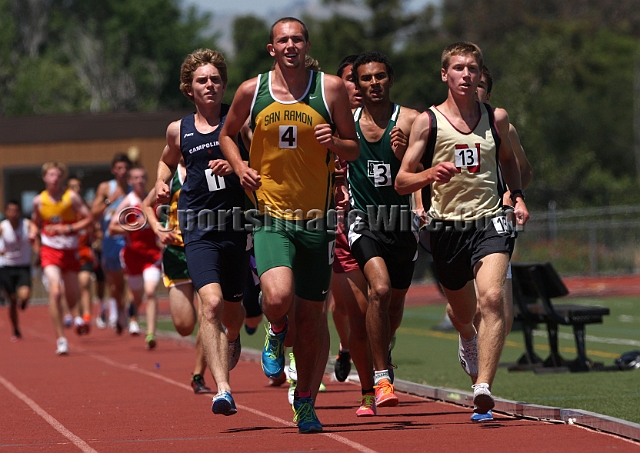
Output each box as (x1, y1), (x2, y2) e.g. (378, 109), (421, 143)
(93, 250), (105, 282)
(184, 231), (250, 301)
(0, 266), (31, 295)
(430, 216), (515, 291)
(348, 215), (418, 290)
(243, 254), (262, 318)
(80, 262), (94, 273)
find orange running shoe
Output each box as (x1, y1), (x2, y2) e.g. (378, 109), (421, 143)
(374, 378), (398, 407)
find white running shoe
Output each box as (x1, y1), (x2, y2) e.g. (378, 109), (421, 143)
(472, 383), (495, 414)
(56, 337), (69, 355)
(108, 298), (118, 328)
(95, 316), (107, 329)
(287, 379), (297, 405)
(285, 352), (297, 381)
(128, 320), (140, 335)
(458, 334), (478, 377)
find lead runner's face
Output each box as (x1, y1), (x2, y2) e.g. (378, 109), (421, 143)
(268, 22), (309, 69)
(442, 54), (480, 97)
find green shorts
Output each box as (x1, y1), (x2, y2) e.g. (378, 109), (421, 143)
(162, 244), (191, 288)
(253, 215), (335, 301)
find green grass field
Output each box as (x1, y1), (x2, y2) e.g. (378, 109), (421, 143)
(156, 295), (640, 424)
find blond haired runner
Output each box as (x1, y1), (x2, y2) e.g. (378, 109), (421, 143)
(32, 162), (92, 354)
(396, 42), (530, 416)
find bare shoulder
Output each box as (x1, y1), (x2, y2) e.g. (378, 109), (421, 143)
(491, 105), (509, 124)
(166, 119), (182, 145)
(322, 73), (343, 90)
(167, 119), (181, 136)
(412, 110), (434, 134)
(235, 77), (260, 100)
(398, 106), (421, 132)
(69, 190), (85, 207)
(95, 180), (110, 194)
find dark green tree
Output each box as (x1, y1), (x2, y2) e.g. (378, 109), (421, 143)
(225, 15), (272, 103)
(488, 23), (640, 208)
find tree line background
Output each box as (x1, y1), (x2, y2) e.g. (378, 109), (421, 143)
(3, 0), (640, 211)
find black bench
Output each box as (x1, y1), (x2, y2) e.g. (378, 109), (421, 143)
(510, 262), (610, 372)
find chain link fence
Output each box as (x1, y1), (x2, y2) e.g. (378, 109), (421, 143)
(513, 203), (640, 276)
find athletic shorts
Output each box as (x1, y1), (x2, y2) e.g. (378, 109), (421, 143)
(253, 215), (334, 302)
(101, 236), (125, 272)
(0, 266), (31, 294)
(40, 245), (80, 273)
(101, 251), (122, 273)
(184, 231), (250, 301)
(243, 254), (262, 318)
(162, 244), (191, 288)
(429, 216), (515, 291)
(332, 217), (359, 274)
(93, 250), (105, 282)
(120, 246), (161, 277)
(348, 214), (418, 290)
(79, 262), (94, 273)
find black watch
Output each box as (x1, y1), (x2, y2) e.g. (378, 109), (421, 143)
(510, 189), (525, 203)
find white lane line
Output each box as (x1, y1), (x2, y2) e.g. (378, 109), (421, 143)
(0, 374), (98, 453)
(88, 353), (378, 453)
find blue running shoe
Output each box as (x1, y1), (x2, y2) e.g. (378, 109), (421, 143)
(211, 391), (237, 416)
(261, 322), (287, 379)
(471, 409), (493, 422)
(293, 397), (323, 433)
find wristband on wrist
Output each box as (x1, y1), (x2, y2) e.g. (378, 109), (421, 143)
(510, 189), (525, 203)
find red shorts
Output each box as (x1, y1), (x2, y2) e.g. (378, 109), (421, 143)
(40, 245), (80, 273)
(333, 219), (359, 274)
(121, 246), (161, 276)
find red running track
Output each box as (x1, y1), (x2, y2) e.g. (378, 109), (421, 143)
(1, 303), (638, 452)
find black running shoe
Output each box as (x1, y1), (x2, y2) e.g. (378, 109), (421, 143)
(334, 349), (352, 382)
(191, 374), (212, 394)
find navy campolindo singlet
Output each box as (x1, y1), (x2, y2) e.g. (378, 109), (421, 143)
(178, 107), (246, 243)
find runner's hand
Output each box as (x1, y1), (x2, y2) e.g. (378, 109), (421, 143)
(390, 127), (408, 154)
(238, 166), (261, 191)
(209, 159), (233, 176)
(314, 123), (334, 147)
(155, 180), (171, 204)
(429, 162), (458, 183)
